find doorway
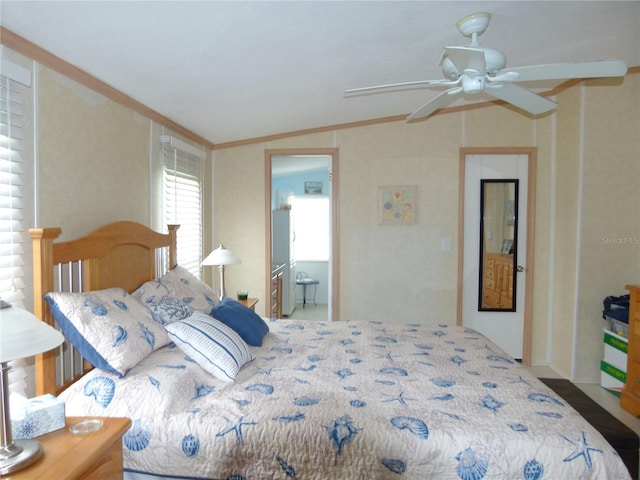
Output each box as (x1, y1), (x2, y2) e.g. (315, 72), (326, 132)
(457, 147), (536, 363)
(265, 149), (339, 321)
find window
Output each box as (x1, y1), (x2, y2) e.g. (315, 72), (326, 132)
(1, 54), (34, 397)
(161, 135), (204, 277)
(290, 197), (330, 261)
(0, 57), (33, 307)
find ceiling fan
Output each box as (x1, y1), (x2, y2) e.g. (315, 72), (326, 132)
(345, 12), (627, 121)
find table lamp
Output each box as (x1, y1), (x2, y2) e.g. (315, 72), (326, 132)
(0, 304), (64, 475)
(201, 244), (241, 299)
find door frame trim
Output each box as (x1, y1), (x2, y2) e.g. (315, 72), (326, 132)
(265, 148), (340, 321)
(457, 147), (537, 364)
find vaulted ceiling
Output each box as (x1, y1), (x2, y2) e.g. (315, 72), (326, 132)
(1, 1), (638, 146)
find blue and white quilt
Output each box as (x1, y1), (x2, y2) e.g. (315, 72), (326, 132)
(60, 320), (631, 479)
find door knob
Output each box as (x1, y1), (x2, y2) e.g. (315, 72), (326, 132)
(517, 265), (526, 273)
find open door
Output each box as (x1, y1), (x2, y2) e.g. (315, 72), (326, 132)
(458, 147), (536, 363)
(265, 148), (339, 321)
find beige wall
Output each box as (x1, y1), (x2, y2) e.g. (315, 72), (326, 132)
(551, 85), (583, 377)
(575, 76), (640, 380)
(214, 74), (640, 382)
(35, 63), (213, 253)
(19, 43), (640, 383)
(38, 67), (150, 238)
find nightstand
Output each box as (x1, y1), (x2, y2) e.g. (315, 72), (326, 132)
(239, 297), (258, 311)
(5, 417), (131, 480)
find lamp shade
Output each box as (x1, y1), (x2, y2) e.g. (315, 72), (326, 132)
(0, 306), (64, 362)
(201, 244), (241, 267)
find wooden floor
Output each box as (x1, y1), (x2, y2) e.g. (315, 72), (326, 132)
(526, 365), (640, 438)
(527, 365), (640, 478)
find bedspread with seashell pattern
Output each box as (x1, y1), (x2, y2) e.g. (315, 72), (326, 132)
(60, 320), (631, 479)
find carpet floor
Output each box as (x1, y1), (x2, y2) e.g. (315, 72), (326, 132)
(540, 377), (639, 479)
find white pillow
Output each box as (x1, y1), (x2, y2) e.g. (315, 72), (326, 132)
(143, 296), (194, 326)
(133, 266), (219, 316)
(45, 288), (170, 377)
(165, 312), (255, 382)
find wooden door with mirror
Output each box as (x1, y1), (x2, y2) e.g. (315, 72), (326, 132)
(458, 148), (536, 362)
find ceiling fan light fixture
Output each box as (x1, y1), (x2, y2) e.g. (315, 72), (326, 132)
(481, 47), (506, 74)
(346, 10), (627, 123)
(441, 57), (460, 79)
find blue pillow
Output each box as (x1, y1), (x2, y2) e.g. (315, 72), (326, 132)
(212, 296), (269, 346)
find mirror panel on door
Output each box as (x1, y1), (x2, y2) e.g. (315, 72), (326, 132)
(478, 179), (518, 311)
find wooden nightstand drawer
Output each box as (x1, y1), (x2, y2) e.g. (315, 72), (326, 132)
(6, 417), (131, 480)
(79, 441), (123, 480)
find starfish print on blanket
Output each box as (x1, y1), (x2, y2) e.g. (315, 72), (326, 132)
(216, 416), (257, 444)
(562, 431), (603, 470)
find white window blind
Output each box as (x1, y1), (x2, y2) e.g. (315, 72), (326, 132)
(0, 63), (32, 306)
(290, 197), (330, 261)
(1, 56), (33, 397)
(162, 137), (204, 277)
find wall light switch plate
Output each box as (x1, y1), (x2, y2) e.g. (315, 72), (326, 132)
(441, 238), (452, 252)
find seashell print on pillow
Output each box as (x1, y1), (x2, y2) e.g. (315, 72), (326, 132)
(45, 288), (170, 377)
(133, 265), (219, 316)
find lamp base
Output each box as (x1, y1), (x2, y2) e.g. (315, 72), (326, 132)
(0, 439), (44, 475)
(218, 265), (226, 299)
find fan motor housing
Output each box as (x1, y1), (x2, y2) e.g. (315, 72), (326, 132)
(441, 46), (506, 80)
(461, 75), (486, 93)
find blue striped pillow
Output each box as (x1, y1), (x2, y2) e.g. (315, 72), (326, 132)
(165, 312), (254, 382)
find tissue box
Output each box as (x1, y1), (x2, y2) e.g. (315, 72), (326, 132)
(11, 394), (65, 439)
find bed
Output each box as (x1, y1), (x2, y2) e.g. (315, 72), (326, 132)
(30, 221), (632, 480)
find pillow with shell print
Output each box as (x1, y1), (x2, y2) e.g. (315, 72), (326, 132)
(133, 265), (219, 317)
(45, 287), (170, 377)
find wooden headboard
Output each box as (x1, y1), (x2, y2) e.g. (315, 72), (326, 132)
(29, 221), (179, 396)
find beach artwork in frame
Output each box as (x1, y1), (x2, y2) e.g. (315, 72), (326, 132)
(379, 186), (417, 225)
(304, 181), (323, 194)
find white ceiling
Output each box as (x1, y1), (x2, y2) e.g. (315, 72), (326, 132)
(1, 1), (638, 146)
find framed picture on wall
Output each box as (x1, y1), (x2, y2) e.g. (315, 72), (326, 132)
(379, 186), (417, 225)
(304, 181), (323, 194)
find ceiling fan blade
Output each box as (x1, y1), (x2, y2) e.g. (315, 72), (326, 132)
(486, 83), (557, 115)
(495, 59), (627, 82)
(443, 46), (486, 75)
(407, 88), (462, 122)
(345, 78), (457, 95)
